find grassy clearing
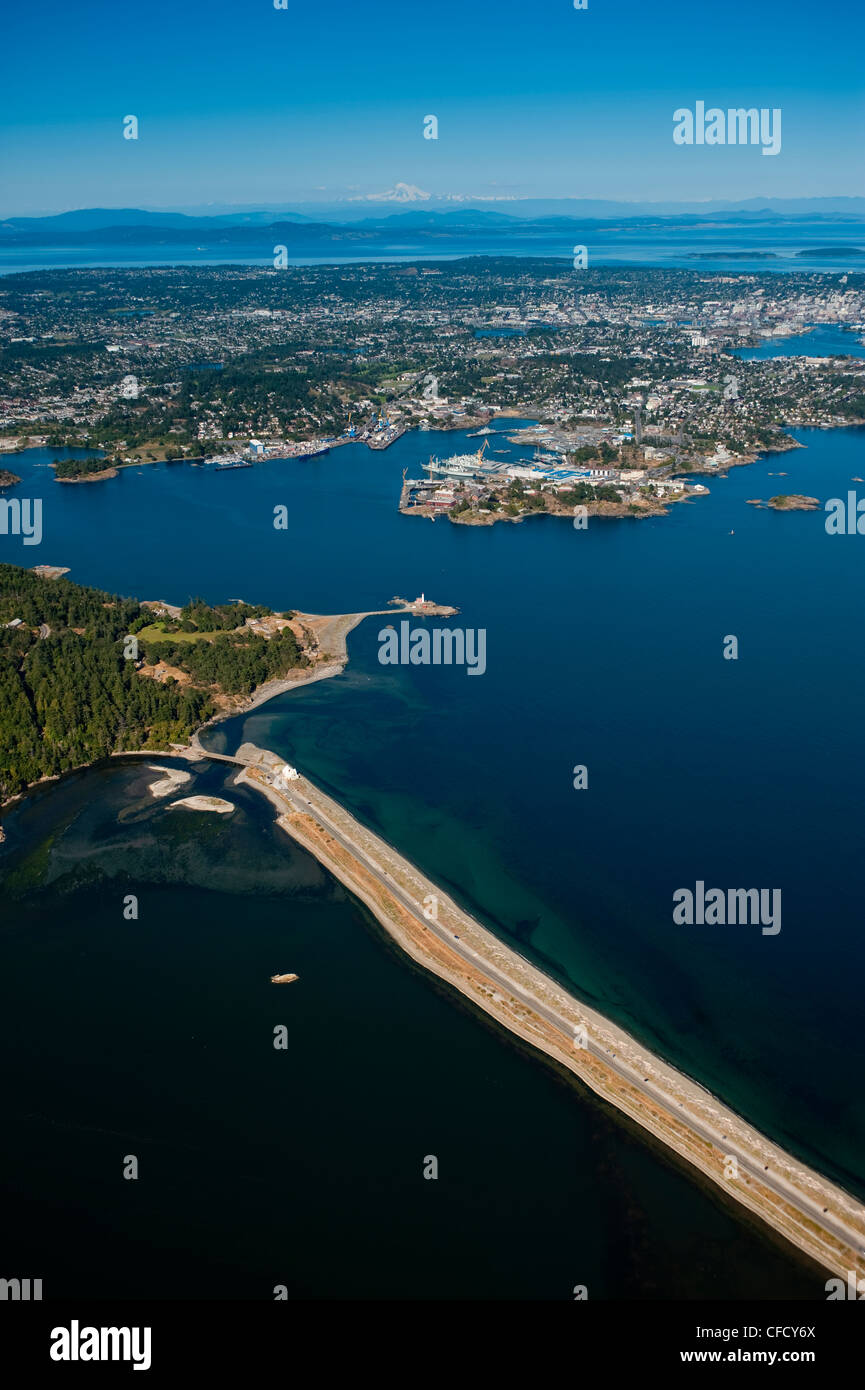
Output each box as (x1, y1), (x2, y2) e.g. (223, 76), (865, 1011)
(137, 622), (220, 644)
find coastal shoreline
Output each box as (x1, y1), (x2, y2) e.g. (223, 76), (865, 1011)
(400, 422), (812, 527)
(0, 598), (456, 810)
(232, 746), (865, 1282)
(3, 566), (863, 1281)
(55, 466), (119, 484)
(193, 600), (457, 738)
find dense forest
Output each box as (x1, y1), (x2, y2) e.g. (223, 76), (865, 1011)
(139, 597), (306, 693)
(0, 567), (305, 801)
(176, 597), (274, 631)
(139, 627), (305, 697)
(52, 456), (117, 479)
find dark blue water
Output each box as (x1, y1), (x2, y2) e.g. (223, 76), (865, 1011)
(0, 757), (821, 1299)
(2, 421), (863, 1206)
(733, 324), (865, 359)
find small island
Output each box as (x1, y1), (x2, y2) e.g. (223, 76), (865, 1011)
(767, 494), (820, 511)
(795, 246), (865, 258)
(0, 470), (21, 488)
(686, 251), (778, 260)
(168, 795), (235, 814)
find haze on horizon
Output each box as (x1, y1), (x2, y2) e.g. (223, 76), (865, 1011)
(1, 0), (862, 218)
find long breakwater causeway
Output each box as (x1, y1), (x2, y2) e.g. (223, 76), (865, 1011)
(132, 740), (865, 1280)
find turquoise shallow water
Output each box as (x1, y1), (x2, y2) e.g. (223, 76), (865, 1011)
(1, 418), (863, 1296)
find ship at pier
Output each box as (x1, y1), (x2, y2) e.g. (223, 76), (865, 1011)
(423, 442), (494, 481)
(213, 455), (252, 470)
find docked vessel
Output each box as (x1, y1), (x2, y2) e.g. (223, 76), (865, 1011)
(423, 443), (493, 481)
(367, 426), (405, 451)
(532, 450), (564, 465)
(213, 454), (252, 470)
(290, 444), (331, 460)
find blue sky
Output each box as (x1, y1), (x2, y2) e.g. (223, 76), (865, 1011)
(1, 0), (862, 214)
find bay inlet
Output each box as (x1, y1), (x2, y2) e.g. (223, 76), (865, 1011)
(1, 420), (863, 1296)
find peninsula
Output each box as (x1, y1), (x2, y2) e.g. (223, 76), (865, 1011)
(0, 562), (455, 804)
(53, 458), (119, 483)
(97, 726), (865, 1278)
(2, 558), (862, 1281)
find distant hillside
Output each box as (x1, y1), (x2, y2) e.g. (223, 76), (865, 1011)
(0, 208), (312, 239)
(0, 202), (862, 250)
(1, 199), (864, 247)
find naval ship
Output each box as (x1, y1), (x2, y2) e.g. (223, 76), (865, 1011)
(423, 441), (493, 481)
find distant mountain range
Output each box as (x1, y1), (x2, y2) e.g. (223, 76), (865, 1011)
(0, 207), (313, 237)
(309, 195), (865, 222)
(1, 200), (863, 248)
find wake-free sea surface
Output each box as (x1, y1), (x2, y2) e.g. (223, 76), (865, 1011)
(1, 220), (863, 275)
(732, 324), (865, 360)
(1, 413), (863, 1298)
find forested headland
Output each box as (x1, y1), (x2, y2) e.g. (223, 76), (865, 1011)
(0, 565), (305, 801)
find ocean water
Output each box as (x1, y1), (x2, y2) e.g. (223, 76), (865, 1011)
(1, 221), (863, 275)
(198, 425), (865, 1200)
(1, 419), (863, 1296)
(0, 758), (820, 1299)
(732, 324), (865, 359)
